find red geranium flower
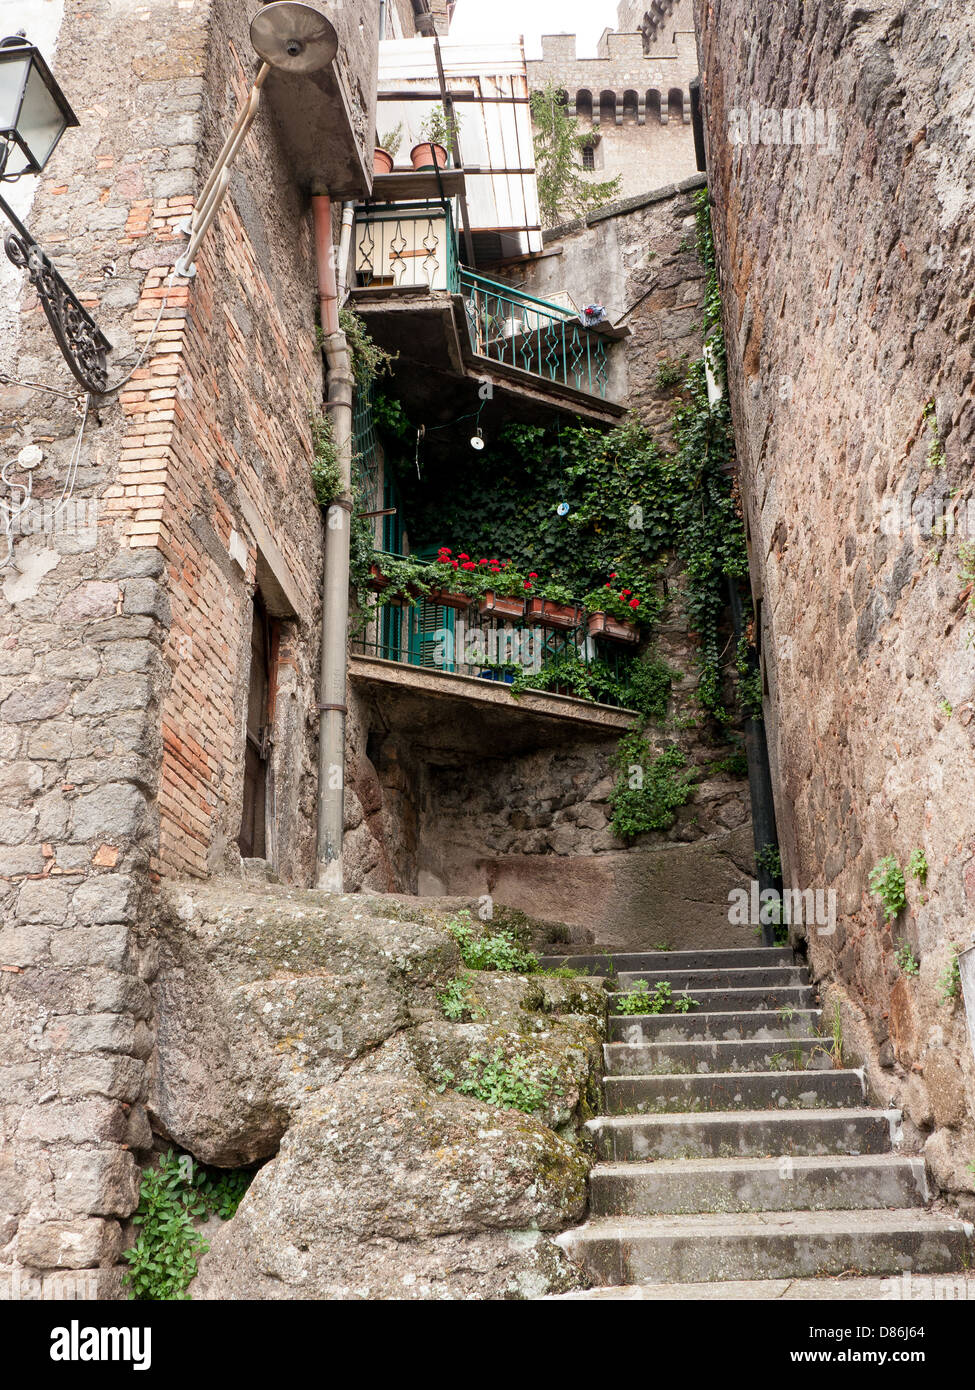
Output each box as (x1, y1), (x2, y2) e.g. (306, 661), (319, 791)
(479, 558), (488, 565)
(609, 572), (617, 579)
(528, 572), (538, 579)
(451, 560), (458, 569)
(458, 553), (469, 561)
(620, 589), (631, 597)
(523, 581), (532, 591)
(629, 598), (640, 609)
(462, 561), (476, 570)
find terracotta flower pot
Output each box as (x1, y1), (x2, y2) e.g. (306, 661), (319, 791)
(410, 141), (448, 170)
(528, 597), (580, 630)
(586, 610), (640, 644)
(430, 587), (472, 610)
(479, 590), (525, 620)
(373, 148), (394, 174)
(368, 563), (389, 592)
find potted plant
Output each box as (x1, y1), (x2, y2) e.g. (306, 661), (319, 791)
(528, 580), (581, 630)
(477, 558), (528, 619)
(410, 104), (460, 170)
(583, 576), (653, 644)
(368, 553), (432, 607)
(374, 124), (403, 174)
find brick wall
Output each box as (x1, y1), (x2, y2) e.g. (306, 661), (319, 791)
(697, 0), (975, 1199)
(0, 0), (376, 1297)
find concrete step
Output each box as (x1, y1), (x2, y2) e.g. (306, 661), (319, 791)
(604, 1068), (866, 1115)
(608, 1009), (821, 1043)
(588, 1107), (900, 1161)
(589, 1155), (930, 1216)
(538, 947), (796, 975)
(556, 1209), (973, 1286)
(615, 967), (808, 991)
(548, 1272), (975, 1299)
(603, 1037), (827, 1074)
(609, 984), (817, 1013)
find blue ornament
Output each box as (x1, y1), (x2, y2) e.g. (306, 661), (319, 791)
(556, 502), (570, 517)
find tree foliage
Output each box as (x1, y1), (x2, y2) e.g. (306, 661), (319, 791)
(530, 83), (621, 227)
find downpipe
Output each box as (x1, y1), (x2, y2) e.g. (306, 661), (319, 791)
(312, 193), (355, 892)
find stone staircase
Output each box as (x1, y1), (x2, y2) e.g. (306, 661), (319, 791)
(538, 946), (973, 1298)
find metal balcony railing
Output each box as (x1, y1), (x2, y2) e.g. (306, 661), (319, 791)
(353, 589), (633, 709)
(354, 202), (460, 292)
(353, 208), (612, 400)
(460, 270), (610, 399)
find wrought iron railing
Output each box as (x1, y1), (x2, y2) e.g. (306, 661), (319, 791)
(460, 269), (610, 399)
(352, 586), (633, 709)
(354, 201), (459, 292)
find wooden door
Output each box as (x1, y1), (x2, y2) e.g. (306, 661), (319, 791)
(238, 598), (270, 859)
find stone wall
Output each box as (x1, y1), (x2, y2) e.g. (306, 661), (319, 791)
(516, 175), (708, 436)
(697, 0), (975, 1199)
(526, 5), (699, 202)
(0, 0), (377, 1298)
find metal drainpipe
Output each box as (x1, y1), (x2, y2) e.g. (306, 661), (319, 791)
(312, 191), (355, 892)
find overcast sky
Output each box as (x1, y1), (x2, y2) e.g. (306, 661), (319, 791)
(450, 0), (621, 58)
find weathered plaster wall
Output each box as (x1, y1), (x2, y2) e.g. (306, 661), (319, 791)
(697, 0), (975, 1198)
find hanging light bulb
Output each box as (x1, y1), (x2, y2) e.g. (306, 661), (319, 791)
(470, 428), (485, 451)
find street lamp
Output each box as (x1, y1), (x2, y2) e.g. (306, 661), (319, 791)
(0, 34), (79, 179)
(0, 32), (110, 394)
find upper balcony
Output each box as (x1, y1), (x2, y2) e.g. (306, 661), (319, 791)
(350, 201), (627, 421)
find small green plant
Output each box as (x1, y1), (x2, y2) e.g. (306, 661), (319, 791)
(868, 855), (906, 920)
(959, 542), (975, 613)
(813, 1000), (844, 1069)
(609, 737), (695, 841)
(437, 971), (484, 1021)
(446, 910), (539, 974)
(755, 843), (782, 880)
(309, 411), (341, 506)
(908, 848), (928, 884)
(122, 1152), (251, 1301)
(338, 305), (394, 388)
(437, 1047), (562, 1114)
(938, 699), (953, 718)
(777, 1004), (796, 1023)
(378, 123), (403, 157)
(420, 102), (462, 151)
(923, 398), (946, 469)
(735, 634), (764, 721)
(770, 1045), (805, 1072)
(894, 940), (920, 977)
(937, 945), (962, 1006)
(654, 354), (688, 391)
(614, 980), (699, 1016)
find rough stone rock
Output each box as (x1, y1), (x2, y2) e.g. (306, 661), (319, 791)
(149, 879), (602, 1298)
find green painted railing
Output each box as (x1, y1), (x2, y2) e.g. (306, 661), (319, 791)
(460, 269), (610, 399)
(352, 569), (632, 708)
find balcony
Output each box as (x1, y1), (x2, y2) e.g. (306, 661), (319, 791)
(351, 205), (626, 420)
(349, 565), (639, 756)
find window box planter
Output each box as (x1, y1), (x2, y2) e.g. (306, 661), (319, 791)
(478, 670), (515, 684)
(368, 563), (389, 592)
(478, 590), (525, 620)
(429, 587), (472, 611)
(527, 596), (581, 630)
(586, 610), (640, 644)
(410, 141), (447, 170)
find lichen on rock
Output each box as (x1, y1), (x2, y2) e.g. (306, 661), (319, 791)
(146, 879), (607, 1298)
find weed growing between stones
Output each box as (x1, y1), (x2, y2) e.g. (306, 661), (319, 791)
(937, 946), (962, 1007)
(609, 736), (695, 840)
(122, 1151), (252, 1301)
(908, 847), (928, 883)
(894, 940), (920, 978)
(436, 1047), (564, 1115)
(868, 855), (906, 920)
(446, 910), (540, 973)
(438, 971), (486, 1022)
(614, 980), (700, 1016)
